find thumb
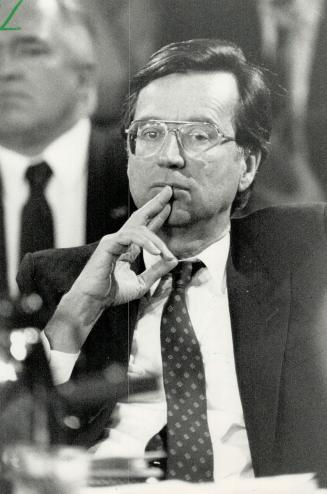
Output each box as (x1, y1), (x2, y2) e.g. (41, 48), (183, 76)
(138, 257), (178, 291)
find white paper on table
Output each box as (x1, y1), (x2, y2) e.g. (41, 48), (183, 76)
(80, 472), (318, 494)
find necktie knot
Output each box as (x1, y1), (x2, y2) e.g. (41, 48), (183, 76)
(25, 161), (52, 191)
(171, 261), (203, 289)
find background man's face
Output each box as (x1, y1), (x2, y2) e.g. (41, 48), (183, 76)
(0, 0), (93, 142)
(128, 71), (252, 236)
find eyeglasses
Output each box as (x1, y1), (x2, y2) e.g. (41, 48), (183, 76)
(125, 120), (235, 158)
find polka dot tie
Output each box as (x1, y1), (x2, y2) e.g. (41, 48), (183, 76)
(161, 261), (214, 482)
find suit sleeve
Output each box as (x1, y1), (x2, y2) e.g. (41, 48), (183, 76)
(16, 253), (37, 295)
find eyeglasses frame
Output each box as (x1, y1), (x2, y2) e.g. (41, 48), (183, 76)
(125, 119), (236, 157)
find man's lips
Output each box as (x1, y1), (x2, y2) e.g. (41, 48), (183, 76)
(151, 182), (189, 191)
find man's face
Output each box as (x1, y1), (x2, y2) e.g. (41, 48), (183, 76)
(128, 71), (257, 238)
(0, 0), (93, 143)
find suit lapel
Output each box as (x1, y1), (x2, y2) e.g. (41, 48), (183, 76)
(227, 234), (291, 476)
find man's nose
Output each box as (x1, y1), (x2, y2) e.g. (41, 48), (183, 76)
(157, 131), (185, 168)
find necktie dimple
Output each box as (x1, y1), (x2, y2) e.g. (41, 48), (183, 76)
(161, 261), (214, 482)
(20, 162), (54, 259)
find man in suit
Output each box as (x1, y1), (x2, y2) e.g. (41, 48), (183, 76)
(0, 0), (128, 299)
(17, 39), (327, 485)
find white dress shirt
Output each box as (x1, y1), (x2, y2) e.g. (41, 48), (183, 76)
(44, 233), (253, 481)
(0, 118), (90, 296)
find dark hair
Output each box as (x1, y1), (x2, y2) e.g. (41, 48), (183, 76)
(122, 38), (272, 212)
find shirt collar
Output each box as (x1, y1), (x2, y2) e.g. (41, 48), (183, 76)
(143, 228), (230, 295)
(0, 118), (91, 191)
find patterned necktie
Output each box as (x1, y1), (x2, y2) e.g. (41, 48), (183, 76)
(161, 261), (214, 482)
(20, 162), (54, 259)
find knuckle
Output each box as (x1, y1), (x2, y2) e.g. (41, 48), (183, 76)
(99, 234), (114, 246)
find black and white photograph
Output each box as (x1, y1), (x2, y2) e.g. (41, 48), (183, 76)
(0, 1), (327, 493)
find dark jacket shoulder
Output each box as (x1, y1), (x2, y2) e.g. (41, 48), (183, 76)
(231, 202), (327, 274)
(17, 243), (98, 325)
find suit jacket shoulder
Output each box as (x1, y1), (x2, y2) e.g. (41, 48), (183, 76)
(231, 202), (327, 275)
(17, 244), (97, 324)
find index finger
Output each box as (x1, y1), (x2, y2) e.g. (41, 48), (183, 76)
(127, 185), (173, 227)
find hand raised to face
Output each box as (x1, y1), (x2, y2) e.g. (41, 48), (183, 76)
(72, 185), (178, 307)
(45, 186), (178, 353)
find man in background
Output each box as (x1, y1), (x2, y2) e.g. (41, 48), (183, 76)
(0, 0), (128, 300)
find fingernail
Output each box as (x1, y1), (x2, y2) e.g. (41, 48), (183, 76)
(163, 185), (172, 194)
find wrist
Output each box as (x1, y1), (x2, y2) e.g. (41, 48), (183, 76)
(45, 290), (105, 353)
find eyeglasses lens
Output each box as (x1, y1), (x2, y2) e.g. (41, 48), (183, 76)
(128, 121), (220, 157)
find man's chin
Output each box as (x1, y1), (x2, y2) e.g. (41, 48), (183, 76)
(0, 114), (33, 134)
(165, 206), (192, 227)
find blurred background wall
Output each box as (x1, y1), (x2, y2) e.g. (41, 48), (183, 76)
(87, 0), (327, 211)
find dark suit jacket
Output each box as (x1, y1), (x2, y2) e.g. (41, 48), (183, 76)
(17, 204), (327, 485)
(85, 125), (129, 241)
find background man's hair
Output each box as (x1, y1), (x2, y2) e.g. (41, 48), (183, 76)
(122, 38), (272, 213)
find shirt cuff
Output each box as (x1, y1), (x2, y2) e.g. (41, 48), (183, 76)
(40, 331), (80, 385)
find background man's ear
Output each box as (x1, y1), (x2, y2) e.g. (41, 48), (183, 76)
(238, 149), (262, 192)
(77, 63), (98, 115)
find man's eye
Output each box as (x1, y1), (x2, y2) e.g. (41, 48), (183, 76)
(189, 132), (210, 142)
(140, 129), (161, 140)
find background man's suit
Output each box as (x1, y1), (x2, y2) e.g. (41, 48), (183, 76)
(83, 126), (128, 241)
(17, 204), (327, 485)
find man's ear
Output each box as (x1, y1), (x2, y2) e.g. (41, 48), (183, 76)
(238, 149), (262, 192)
(77, 62), (98, 115)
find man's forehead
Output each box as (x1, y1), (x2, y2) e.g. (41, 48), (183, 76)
(0, 0), (93, 62)
(134, 71), (240, 120)
(9, 0), (58, 22)
(0, 0), (59, 36)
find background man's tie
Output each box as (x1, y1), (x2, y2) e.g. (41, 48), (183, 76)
(20, 162), (54, 259)
(161, 261), (214, 482)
